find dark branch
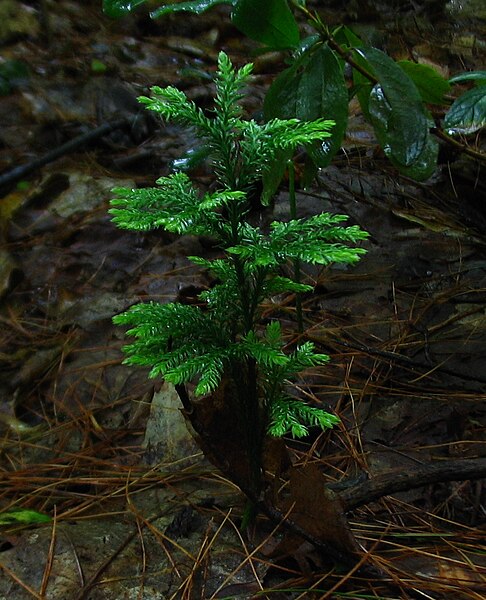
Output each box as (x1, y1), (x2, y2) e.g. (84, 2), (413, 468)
(336, 457), (486, 512)
(0, 118), (131, 190)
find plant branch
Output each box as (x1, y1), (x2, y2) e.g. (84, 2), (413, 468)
(251, 489), (432, 599)
(323, 336), (486, 386)
(292, 1), (485, 165)
(291, 1), (378, 84)
(287, 160), (303, 333)
(0, 118), (132, 190)
(431, 127), (486, 162)
(334, 457), (486, 512)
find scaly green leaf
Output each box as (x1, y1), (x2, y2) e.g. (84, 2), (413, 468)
(268, 396), (338, 438)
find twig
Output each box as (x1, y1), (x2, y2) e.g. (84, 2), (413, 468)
(0, 118), (131, 190)
(431, 127), (486, 162)
(39, 507), (57, 597)
(255, 499), (430, 600)
(336, 457), (486, 512)
(324, 337), (486, 385)
(0, 562), (43, 599)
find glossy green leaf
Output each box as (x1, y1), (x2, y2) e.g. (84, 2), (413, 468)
(102, 0), (148, 17)
(151, 0), (234, 19)
(444, 85), (486, 135)
(0, 509), (51, 526)
(333, 24), (363, 49)
(293, 34), (320, 59)
(304, 45), (347, 167)
(449, 70), (486, 85)
(391, 131), (438, 181)
(261, 148), (293, 206)
(356, 47), (437, 178)
(232, 0), (299, 49)
(349, 48), (373, 118)
(263, 55), (305, 120)
(264, 44), (345, 166)
(397, 60), (451, 105)
(368, 83), (438, 180)
(352, 70), (373, 119)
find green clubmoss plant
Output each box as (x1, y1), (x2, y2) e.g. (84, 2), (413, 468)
(110, 52), (368, 500)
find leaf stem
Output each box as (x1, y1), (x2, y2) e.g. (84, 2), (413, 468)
(287, 160), (303, 334)
(431, 127), (486, 163)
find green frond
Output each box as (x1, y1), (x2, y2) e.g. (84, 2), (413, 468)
(113, 301), (205, 337)
(261, 117), (335, 149)
(261, 276), (313, 297)
(110, 173), (198, 231)
(234, 118), (334, 190)
(139, 86), (212, 135)
(257, 339), (330, 408)
(263, 321), (283, 347)
(199, 190), (246, 211)
(228, 214), (368, 267)
(236, 222), (263, 245)
(114, 299), (238, 392)
(216, 51), (233, 79)
(119, 337), (192, 374)
(237, 117), (334, 160)
(115, 301), (231, 350)
(147, 340), (208, 376)
(163, 350), (226, 394)
(237, 121), (272, 178)
(201, 285), (243, 331)
(268, 396), (340, 438)
(110, 173), (233, 238)
(269, 213), (367, 238)
(242, 331), (288, 367)
(188, 256), (232, 279)
(112, 50), (363, 455)
(271, 212), (343, 232)
(213, 52), (253, 123)
(285, 342), (330, 376)
(187, 256), (247, 327)
(229, 239), (367, 268)
(287, 241), (368, 265)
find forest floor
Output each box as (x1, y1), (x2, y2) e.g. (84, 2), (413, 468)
(0, 1), (485, 598)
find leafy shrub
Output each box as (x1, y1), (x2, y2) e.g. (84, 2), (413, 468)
(103, 0), (486, 181)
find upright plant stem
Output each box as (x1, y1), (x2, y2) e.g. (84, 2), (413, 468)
(227, 202), (264, 501)
(287, 160), (303, 334)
